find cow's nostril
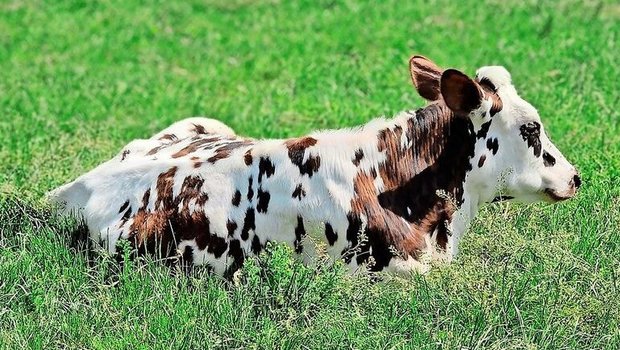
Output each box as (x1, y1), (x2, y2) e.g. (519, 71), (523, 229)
(573, 174), (581, 189)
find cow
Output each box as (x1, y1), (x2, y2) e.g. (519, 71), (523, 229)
(48, 55), (581, 276)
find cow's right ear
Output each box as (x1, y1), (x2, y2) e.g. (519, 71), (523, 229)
(440, 69), (483, 117)
(409, 55), (443, 101)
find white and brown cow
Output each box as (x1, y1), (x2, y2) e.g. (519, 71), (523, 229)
(48, 55), (580, 276)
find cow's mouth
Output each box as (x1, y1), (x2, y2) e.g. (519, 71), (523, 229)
(543, 188), (574, 202)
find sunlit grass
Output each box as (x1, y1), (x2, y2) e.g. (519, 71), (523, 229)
(1, 0), (618, 348)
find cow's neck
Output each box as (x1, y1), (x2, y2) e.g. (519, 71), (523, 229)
(374, 102), (478, 256)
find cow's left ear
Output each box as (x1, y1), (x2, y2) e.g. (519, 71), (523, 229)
(409, 55), (443, 101)
(440, 69), (483, 117)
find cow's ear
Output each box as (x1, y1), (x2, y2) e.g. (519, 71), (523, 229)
(440, 69), (483, 116)
(409, 55), (443, 101)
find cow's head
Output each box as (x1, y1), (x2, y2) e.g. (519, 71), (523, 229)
(409, 55), (580, 203)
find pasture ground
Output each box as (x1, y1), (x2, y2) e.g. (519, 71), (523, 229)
(1, 0), (619, 348)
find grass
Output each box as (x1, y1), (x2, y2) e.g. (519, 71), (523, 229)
(1, 0), (619, 348)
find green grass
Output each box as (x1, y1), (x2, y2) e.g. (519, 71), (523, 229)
(1, 0), (619, 348)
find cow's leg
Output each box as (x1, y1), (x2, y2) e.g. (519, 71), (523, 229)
(150, 117), (236, 141)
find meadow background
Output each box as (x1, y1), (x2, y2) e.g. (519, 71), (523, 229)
(1, 0), (619, 348)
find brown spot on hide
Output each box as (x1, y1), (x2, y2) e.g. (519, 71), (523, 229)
(125, 167), (225, 262)
(342, 214), (362, 264)
(146, 146), (164, 156)
(477, 121), (491, 139)
(345, 103), (476, 269)
(348, 172), (427, 269)
(370, 167), (377, 179)
(486, 138), (499, 155)
(207, 236), (228, 258)
(352, 149), (364, 166)
(224, 239), (244, 278)
(258, 157), (275, 183)
(159, 134), (178, 141)
(227, 220), (238, 237)
(325, 223), (337, 246)
(232, 190), (241, 206)
(294, 216), (306, 254)
(292, 184), (306, 200)
(141, 188), (151, 207)
(244, 149), (253, 165)
(256, 188), (270, 213)
(247, 177), (254, 201)
(171, 137), (220, 158)
(207, 141), (253, 163)
(478, 154), (486, 167)
(119, 200), (130, 214)
(377, 105), (457, 190)
(119, 205), (133, 228)
(179, 175), (208, 207)
(121, 150), (130, 161)
(251, 235), (263, 255)
(543, 151), (556, 167)
(194, 219), (212, 250)
(520, 122), (542, 157)
(181, 246), (193, 265)
(193, 123), (207, 134)
(241, 208), (255, 240)
(374, 104), (475, 254)
(154, 167), (178, 208)
(285, 137), (321, 177)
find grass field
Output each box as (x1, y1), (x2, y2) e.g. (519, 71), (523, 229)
(1, 0), (619, 348)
